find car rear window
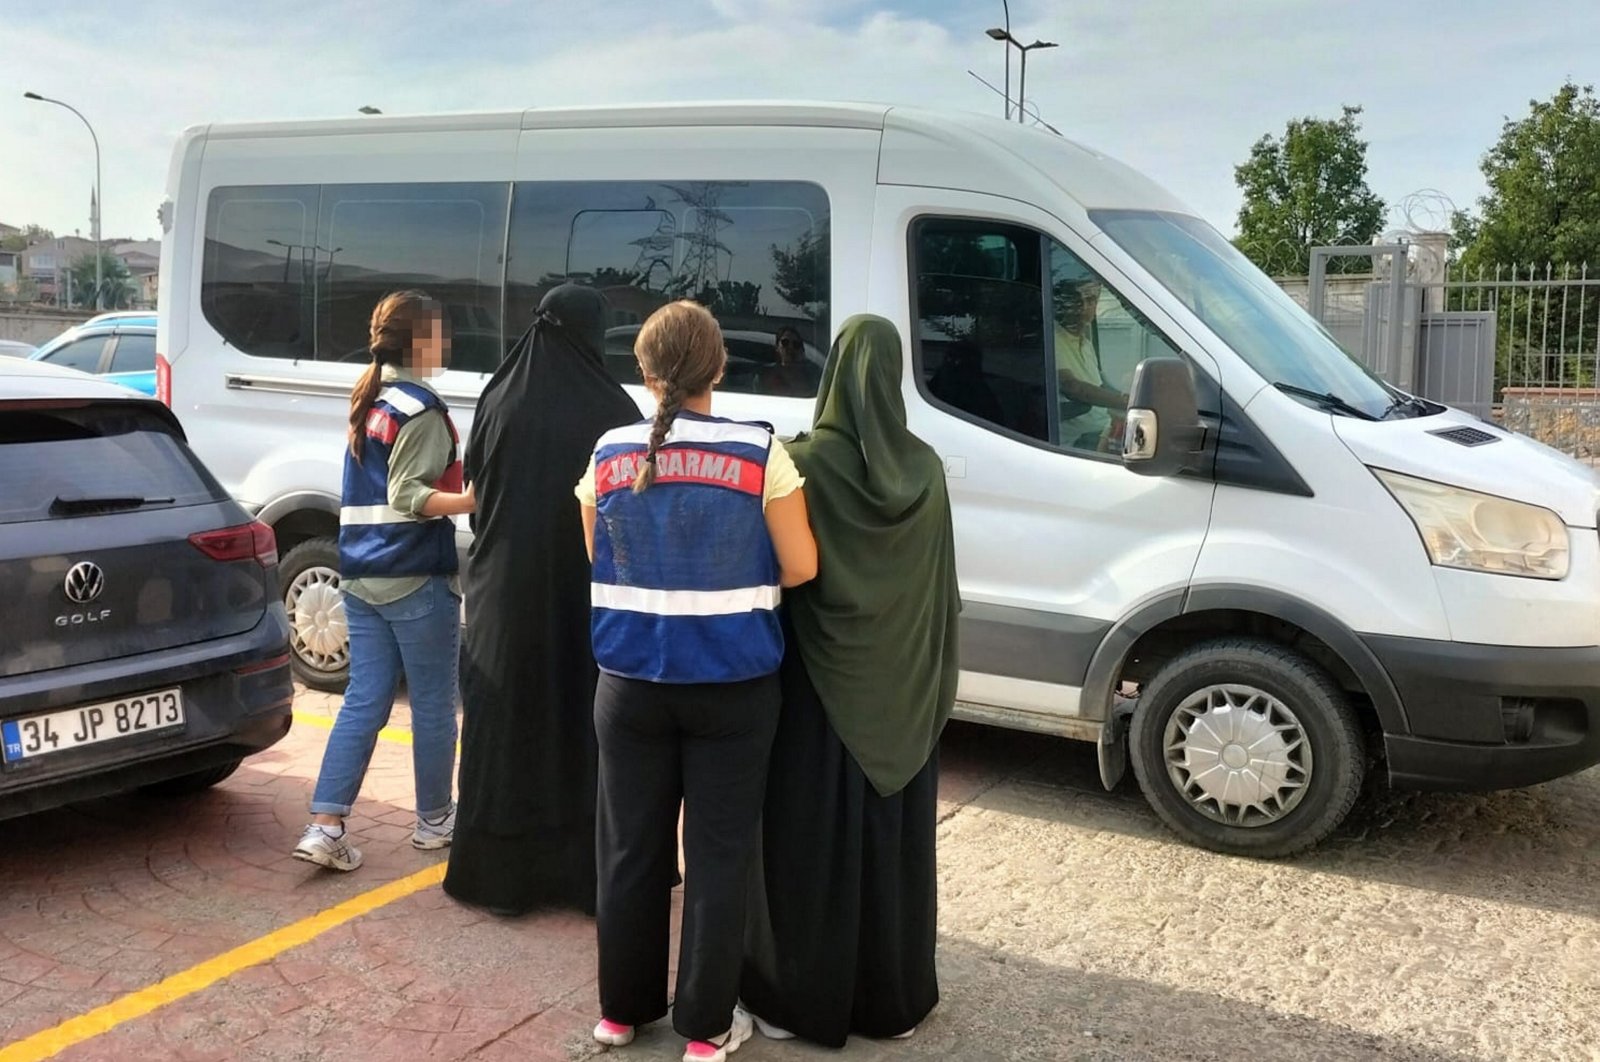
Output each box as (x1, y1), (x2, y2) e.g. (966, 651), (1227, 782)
(0, 404), (226, 525)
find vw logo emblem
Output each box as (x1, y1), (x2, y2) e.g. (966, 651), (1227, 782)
(63, 562), (105, 605)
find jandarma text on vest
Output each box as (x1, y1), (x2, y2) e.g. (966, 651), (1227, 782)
(596, 449), (762, 496)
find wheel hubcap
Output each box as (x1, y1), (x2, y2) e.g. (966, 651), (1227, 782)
(1162, 684), (1312, 827)
(286, 566), (348, 674)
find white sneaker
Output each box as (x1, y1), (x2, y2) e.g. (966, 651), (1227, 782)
(292, 824), (363, 871)
(413, 804), (456, 850)
(593, 1018), (635, 1046)
(684, 1006), (753, 1062)
(750, 1013), (795, 1040)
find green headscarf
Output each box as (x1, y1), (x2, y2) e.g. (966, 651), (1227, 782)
(785, 314), (961, 797)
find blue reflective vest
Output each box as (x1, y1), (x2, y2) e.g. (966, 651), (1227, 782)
(590, 412), (783, 684)
(339, 380), (462, 579)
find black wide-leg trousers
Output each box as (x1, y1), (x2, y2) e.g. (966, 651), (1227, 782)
(594, 671), (780, 1041)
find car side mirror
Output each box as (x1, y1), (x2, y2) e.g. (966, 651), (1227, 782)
(1121, 357), (1200, 477)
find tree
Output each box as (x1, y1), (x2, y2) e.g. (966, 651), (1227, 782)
(1233, 105), (1386, 276)
(711, 280), (762, 317)
(67, 252), (136, 309)
(1455, 82), (1600, 270)
(771, 225), (829, 316)
(1450, 84), (1600, 390)
(1, 224), (53, 253)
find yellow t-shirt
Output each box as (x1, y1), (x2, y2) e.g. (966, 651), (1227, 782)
(1054, 323), (1113, 445)
(574, 433), (803, 509)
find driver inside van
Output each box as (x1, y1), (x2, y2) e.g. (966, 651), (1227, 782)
(1054, 278), (1128, 452)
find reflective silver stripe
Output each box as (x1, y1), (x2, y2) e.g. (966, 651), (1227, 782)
(597, 420), (772, 450)
(379, 386), (427, 416)
(590, 583), (781, 616)
(340, 503), (416, 526)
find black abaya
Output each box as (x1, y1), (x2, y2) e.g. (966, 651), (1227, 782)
(741, 623), (941, 1047)
(444, 284), (640, 916)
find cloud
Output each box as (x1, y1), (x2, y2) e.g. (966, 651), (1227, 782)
(5, 0), (1600, 244)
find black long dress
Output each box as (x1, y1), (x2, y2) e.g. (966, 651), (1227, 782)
(740, 622), (941, 1047)
(443, 285), (640, 916)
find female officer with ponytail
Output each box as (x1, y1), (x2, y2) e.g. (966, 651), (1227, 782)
(292, 290), (475, 873)
(576, 301), (817, 1062)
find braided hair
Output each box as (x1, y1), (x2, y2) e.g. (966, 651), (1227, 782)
(631, 301), (727, 493)
(348, 290), (442, 460)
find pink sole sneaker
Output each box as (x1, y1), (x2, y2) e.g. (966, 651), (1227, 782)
(594, 1018), (635, 1046)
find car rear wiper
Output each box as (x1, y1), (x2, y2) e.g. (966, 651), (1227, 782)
(1272, 382), (1378, 421)
(50, 494), (175, 516)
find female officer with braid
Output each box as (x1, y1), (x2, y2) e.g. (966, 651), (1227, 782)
(575, 301), (817, 1062)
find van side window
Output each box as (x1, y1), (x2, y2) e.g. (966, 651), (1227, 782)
(913, 219), (1050, 442)
(202, 186), (319, 360)
(1048, 239), (1181, 455)
(505, 181), (830, 397)
(912, 218), (1181, 456)
(318, 183), (509, 374)
(201, 183), (510, 373)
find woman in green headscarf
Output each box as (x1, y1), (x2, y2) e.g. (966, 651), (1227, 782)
(742, 314), (960, 1047)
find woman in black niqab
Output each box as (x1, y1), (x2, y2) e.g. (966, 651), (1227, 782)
(444, 284), (641, 916)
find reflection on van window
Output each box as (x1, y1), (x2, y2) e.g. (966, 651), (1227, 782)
(1093, 209), (1394, 419)
(915, 219), (1050, 443)
(202, 187), (319, 360)
(913, 218), (1180, 456)
(505, 181), (829, 397)
(201, 183), (509, 373)
(319, 184), (508, 374)
(1050, 241), (1179, 454)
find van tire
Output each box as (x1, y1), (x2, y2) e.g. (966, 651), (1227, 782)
(280, 537), (350, 692)
(141, 759), (243, 796)
(1128, 638), (1364, 858)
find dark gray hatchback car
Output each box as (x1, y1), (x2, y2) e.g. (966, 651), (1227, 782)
(0, 358), (293, 819)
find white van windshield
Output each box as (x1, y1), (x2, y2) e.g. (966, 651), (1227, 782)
(1093, 209), (1402, 420)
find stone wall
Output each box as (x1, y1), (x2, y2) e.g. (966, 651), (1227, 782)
(1497, 388), (1600, 460)
(0, 310), (92, 346)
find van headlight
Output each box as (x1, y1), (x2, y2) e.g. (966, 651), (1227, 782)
(1373, 469), (1569, 580)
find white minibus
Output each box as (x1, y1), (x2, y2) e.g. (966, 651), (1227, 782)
(157, 102), (1600, 855)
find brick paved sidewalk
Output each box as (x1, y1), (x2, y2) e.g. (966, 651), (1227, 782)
(3, 686), (1595, 1060)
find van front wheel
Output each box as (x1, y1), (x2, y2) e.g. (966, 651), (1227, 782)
(1128, 638), (1364, 858)
(280, 537), (350, 692)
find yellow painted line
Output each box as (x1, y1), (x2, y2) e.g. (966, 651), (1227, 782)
(292, 710), (413, 746)
(0, 863), (447, 1062)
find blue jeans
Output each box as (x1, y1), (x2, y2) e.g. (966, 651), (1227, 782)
(309, 576), (459, 820)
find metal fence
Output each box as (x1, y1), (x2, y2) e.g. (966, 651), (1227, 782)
(1283, 250), (1600, 455)
(1432, 263), (1600, 394)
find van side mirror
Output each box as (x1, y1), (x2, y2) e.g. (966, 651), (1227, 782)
(1121, 357), (1200, 477)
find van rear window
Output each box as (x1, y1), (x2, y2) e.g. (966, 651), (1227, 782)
(0, 405), (224, 525)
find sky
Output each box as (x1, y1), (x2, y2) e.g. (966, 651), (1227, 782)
(4, 0), (1597, 244)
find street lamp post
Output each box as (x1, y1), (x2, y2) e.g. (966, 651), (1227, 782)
(1015, 39), (1058, 124)
(24, 92), (103, 309)
(982, 30), (1057, 125)
(985, 0), (1013, 119)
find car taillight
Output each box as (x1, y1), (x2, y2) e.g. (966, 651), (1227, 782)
(189, 522), (278, 567)
(235, 652), (291, 676)
(155, 353), (171, 406)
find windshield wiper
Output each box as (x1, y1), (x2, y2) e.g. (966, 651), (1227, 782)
(1381, 392), (1432, 420)
(1272, 382), (1378, 421)
(50, 494), (175, 516)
